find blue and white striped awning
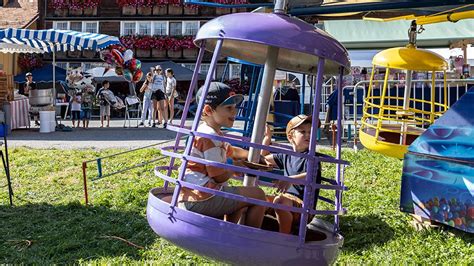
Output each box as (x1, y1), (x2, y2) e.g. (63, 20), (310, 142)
(0, 37), (74, 53)
(0, 28), (121, 53)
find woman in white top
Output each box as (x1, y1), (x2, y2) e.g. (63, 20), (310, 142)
(150, 65), (168, 128)
(165, 68), (178, 124)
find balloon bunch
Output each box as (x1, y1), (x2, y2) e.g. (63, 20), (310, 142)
(100, 46), (143, 83)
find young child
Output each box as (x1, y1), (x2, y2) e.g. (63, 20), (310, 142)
(261, 114), (323, 234)
(70, 92), (82, 128)
(96, 80), (111, 128)
(139, 72), (154, 127)
(178, 82), (266, 228)
(81, 87), (93, 129)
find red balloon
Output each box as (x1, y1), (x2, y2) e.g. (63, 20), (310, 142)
(132, 69), (143, 83)
(111, 49), (124, 66)
(128, 58), (137, 72)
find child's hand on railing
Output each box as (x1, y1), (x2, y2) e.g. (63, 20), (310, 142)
(274, 180), (290, 193)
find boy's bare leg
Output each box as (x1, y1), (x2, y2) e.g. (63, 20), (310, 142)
(232, 187), (266, 228)
(106, 115), (110, 127)
(273, 195), (294, 234)
(225, 207), (247, 223)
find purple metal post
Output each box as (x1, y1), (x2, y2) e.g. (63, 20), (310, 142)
(168, 39), (224, 210)
(164, 42), (206, 190)
(298, 58), (325, 245)
(334, 67), (344, 231)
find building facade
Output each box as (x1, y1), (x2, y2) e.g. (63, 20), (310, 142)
(39, 0), (248, 81)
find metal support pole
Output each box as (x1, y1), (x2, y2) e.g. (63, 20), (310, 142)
(400, 69), (412, 145)
(334, 66), (344, 231)
(244, 46), (279, 187)
(53, 50), (56, 97)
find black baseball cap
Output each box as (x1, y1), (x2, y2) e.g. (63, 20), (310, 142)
(196, 82), (244, 108)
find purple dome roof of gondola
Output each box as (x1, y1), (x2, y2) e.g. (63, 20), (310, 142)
(195, 12), (351, 75)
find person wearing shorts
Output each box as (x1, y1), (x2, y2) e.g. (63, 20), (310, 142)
(81, 87), (93, 129)
(96, 80), (111, 128)
(177, 82), (266, 228)
(70, 93), (81, 128)
(150, 66), (168, 128)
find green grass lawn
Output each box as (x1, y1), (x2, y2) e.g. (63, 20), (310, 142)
(0, 147), (472, 264)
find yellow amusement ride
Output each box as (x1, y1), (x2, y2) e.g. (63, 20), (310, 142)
(359, 21), (449, 159)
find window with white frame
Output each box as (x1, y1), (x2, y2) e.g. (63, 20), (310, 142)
(83, 62), (105, 72)
(52, 21), (99, 33)
(183, 21), (199, 36)
(56, 62), (68, 70)
(182, 63), (196, 71)
(138, 22), (152, 35)
(69, 22), (82, 32)
(216, 64), (227, 80)
(153, 22), (168, 36)
(122, 22), (136, 35)
(53, 21), (68, 30)
(200, 64), (210, 76)
(83, 22), (99, 33)
(169, 22), (182, 36)
(230, 64), (241, 79)
(120, 21), (200, 36)
(69, 62), (82, 69)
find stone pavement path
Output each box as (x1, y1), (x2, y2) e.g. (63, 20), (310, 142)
(8, 119), (182, 150)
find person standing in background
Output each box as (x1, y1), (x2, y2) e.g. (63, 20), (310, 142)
(150, 65), (168, 128)
(70, 92), (82, 128)
(96, 80), (111, 128)
(22, 72), (40, 126)
(20, 72), (36, 96)
(139, 72), (154, 127)
(81, 87), (94, 129)
(165, 68), (178, 125)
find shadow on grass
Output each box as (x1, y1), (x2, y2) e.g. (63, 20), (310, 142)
(339, 214), (395, 253)
(0, 203), (157, 264)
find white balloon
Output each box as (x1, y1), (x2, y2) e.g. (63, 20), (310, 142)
(123, 49), (134, 62)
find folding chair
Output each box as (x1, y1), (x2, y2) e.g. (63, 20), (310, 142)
(123, 96), (142, 128)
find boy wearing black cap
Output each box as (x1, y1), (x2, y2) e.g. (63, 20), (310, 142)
(178, 82), (266, 228)
(261, 114), (324, 234)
